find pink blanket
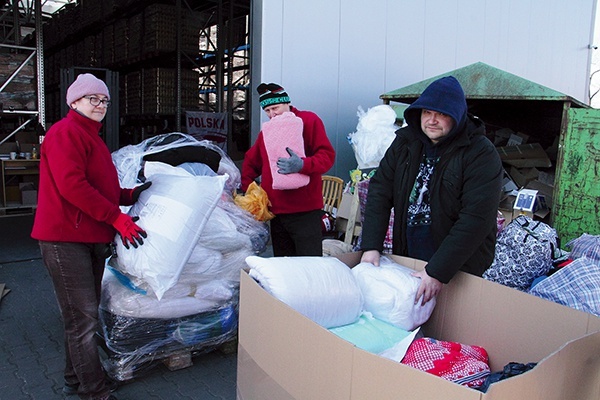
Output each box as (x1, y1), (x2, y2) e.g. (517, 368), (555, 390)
(262, 112), (310, 190)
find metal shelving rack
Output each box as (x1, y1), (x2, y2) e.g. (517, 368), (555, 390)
(0, 0), (49, 144)
(0, 0), (50, 215)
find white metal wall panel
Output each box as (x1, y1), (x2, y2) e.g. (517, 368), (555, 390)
(252, 0), (597, 179)
(335, 0), (388, 178)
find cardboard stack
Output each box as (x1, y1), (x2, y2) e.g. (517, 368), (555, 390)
(493, 127), (555, 222)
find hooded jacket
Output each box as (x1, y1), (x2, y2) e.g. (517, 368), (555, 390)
(360, 76), (503, 283)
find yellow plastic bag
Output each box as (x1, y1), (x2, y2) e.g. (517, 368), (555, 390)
(234, 182), (275, 222)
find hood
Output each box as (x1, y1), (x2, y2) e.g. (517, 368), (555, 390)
(403, 76), (468, 143)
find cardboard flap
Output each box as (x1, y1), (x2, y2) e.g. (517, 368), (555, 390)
(484, 332), (600, 400)
(239, 271), (354, 400)
(351, 349), (481, 400)
(425, 273), (597, 371)
(237, 345), (295, 400)
(497, 143), (552, 168)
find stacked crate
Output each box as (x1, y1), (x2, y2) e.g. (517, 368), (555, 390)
(182, 12), (204, 54)
(143, 4), (177, 58)
(141, 68), (199, 115)
(181, 69), (200, 111)
(124, 71), (142, 116)
(102, 24), (115, 67)
(128, 13), (144, 64)
(81, 1), (102, 29)
(143, 68), (176, 115)
(114, 19), (129, 66)
(61, 5), (80, 38)
(102, 0), (117, 20)
(42, 1), (217, 124)
(83, 35), (97, 66)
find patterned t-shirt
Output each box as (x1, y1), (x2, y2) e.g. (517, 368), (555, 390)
(407, 155), (439, 227)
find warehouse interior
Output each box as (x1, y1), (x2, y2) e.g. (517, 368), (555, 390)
(0, 0), (251, 160)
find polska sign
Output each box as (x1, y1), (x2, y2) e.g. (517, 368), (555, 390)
(187, 114), (226, 130)
(186, 111), (227, 143)
(185, 111), (227, 149)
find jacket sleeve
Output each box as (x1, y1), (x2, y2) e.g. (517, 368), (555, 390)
(426, 136), (503, 283)
(359, 136), (400, 252)
(44, 125), (122, 225)
(298, 112), (335, 175)
(119, 188), (135, 206)
(240, 133), (264, 192)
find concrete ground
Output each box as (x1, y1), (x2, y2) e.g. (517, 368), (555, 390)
(0, 214), (239, 400)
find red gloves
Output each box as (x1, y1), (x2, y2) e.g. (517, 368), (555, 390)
(112, 213), (147, 249)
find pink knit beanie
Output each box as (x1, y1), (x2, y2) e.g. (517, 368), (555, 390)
(66, 73), (110, 106)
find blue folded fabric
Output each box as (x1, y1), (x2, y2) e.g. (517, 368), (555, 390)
(329, 312), (411, 354)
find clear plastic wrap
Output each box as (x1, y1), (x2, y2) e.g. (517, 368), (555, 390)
(100, 268), (238, 381)
(111, 132), (241, 194)
(347, 105), (399, 169)
(209, 193), (270, 255)
(351, 256), (436, 331)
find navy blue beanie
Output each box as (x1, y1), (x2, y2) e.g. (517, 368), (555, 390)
(404, 76), (467, 133)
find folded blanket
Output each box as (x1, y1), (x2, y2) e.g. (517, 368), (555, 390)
(246, 255), (363, 328)
(262, 112), (310, 190)
(329, 312), (411, 354)
(352, 256), (436, 331)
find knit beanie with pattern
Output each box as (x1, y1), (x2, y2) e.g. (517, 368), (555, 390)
(257, 82), (290, 109)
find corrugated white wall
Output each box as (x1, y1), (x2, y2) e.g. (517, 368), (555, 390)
(251, 0), (597, 179)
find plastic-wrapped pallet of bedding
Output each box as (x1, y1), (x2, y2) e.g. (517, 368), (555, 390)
(99, 268), (238, 381)
(100, 134), (268, 380)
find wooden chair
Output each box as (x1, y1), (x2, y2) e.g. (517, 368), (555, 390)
(321, 175), (344, 216)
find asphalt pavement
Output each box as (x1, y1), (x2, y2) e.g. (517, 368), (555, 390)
(0, 214), (238, 400)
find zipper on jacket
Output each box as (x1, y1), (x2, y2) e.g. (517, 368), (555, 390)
(75, 210), (82, 229)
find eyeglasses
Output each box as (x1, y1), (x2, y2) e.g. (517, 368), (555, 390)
(84, 96), (111, 107)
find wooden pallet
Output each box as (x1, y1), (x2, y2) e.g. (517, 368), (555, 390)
(163, 350), (193, 371)
(162, 338), (238, 371)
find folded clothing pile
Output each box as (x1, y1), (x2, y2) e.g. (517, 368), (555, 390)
(402, 337), (490, 388)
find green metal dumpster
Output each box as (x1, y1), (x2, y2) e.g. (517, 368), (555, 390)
(380, 62), (599, 244)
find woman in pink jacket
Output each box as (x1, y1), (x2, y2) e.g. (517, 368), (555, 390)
(32, 74), (148, 400)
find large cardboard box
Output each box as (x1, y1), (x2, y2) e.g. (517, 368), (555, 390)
(335, 193), (361, 229)
(237, 254), (600, 400)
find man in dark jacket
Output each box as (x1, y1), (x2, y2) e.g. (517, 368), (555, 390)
(360, 76), (502, 305)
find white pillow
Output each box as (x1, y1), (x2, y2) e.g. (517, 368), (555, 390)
(113, 162), (227, 300)
(246, 255), (363, 328)
(351, 257), (436, 330)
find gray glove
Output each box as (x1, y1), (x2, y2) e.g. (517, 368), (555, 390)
(277, 147), (303, 174)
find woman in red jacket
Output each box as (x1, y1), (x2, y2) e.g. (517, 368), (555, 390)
(31, 74), (148, 400)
